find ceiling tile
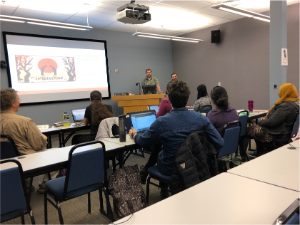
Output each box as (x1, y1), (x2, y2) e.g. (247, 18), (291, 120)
(75, 10), (116, 22)
(64, 16), (114, 28)
(159, 1), (213, 11)
(0, 5), (17, 15)
(103, 21), (146, 33)
(12, 8), (71, 22)
(221, 14), (244, 20)
(0, 0), (21, 7)
(93, 3), (118, 14)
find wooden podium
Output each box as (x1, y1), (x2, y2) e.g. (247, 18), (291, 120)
(112, 94), (165, 114)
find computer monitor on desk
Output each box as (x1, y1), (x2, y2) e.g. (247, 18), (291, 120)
(142, 85), (156, 94)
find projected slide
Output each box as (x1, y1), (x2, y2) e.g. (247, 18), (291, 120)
(15, 55), (76, 83)
(4, 33), (110, 104)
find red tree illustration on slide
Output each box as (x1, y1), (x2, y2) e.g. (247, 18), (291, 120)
(15, 55), (33, 83)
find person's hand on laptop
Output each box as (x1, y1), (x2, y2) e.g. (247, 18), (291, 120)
(129, 127), (137, 139)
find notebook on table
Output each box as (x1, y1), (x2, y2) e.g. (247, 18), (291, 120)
(129, 110), (156, 134)
(71, 109), (86, 125)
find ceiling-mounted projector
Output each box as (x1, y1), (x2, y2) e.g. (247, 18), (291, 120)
(116, 0), (151, 24)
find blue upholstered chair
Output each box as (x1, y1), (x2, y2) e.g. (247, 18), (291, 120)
(218, 120), (241, 158)
(238, 111), (249, 161)
(44, 141), (113, 224)
(0, 134), (20, 160)
(201, 105), (212, 116)
(1, 159), (36, 224)
(146, 166), (172, 203)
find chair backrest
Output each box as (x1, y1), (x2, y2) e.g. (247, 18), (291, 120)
(0, 159), (29, 223)
(63, 141), (106, 199)
(238, 110), (249, 137)
(0, 135), (20, 160)
(95, 117), (119, 140)
(218, 120), (241, 158)
(201, 105), (212, 115)
(291, 114), (300, 138)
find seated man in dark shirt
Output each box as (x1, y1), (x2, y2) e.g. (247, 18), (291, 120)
(80, 91), (113, 142)
(129, 80), (223, 198)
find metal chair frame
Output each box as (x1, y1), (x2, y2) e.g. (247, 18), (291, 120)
(44, 141), (114, 224)
(0, 159), (36, 224)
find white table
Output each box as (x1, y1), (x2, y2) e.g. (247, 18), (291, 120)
(0, 139), (133, 178)
(228, 140), (300, 192)
(237, 109), (268, 120)
(114, 173), (299, 224)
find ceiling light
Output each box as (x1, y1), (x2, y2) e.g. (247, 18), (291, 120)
(0, 18), (25, 23)
(0, 15), (92, 30)
(253, 17), (270, 22)
(212, 3), (270, 22)
(27, 22), (87, 30)
(171, 38), (198, 43)
(138, 35), (171, 40)
(133, 32), (202, 43)
(219, 7), (253, 17)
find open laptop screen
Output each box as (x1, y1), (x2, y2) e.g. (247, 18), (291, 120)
(130, 111), (156, 133)
(148, 105), (159, 113)
(71, 109), (86, 122)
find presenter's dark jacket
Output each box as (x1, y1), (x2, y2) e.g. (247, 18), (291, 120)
(84, 104), (113, 135)
(134, 108), (224, 176)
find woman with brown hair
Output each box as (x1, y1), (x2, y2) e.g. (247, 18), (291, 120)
(83, 90), (113, 137)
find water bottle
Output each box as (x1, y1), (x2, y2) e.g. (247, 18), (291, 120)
(119, 115), (126, 142)
(62, 112), (70, 127)
(248, 100), (253, 112)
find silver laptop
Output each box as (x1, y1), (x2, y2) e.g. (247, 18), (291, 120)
(129, 110), (156, 134)
(71, 109), (86, 125)
(148, 105), (159, 113)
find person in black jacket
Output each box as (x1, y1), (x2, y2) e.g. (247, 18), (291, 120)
(247, 83), (299, 154)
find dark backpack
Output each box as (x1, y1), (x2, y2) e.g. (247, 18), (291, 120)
(108, 164), (147, 220)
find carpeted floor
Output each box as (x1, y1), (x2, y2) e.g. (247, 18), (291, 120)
(2, 131), (257, 224)
(3, 132), (164, 224)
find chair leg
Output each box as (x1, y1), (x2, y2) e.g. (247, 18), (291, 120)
(146, 176), (151, 204)
(88, 192), (91, 213)
(27, 177), (34, 203)
(112, 157), (116, 172)
(57, 201), (64, 224)
(29, 209), (36, 225)
(99, 189), (104, 213)
(21, 215), (25, 224)
(44, 193), (48, 224)
(99, 187), (114, 221)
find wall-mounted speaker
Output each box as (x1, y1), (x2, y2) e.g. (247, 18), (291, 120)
(1, 60), (7, 68)
(211, 30), (220, 43)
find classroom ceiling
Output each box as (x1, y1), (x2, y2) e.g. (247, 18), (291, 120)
(0, 0), (298, 36)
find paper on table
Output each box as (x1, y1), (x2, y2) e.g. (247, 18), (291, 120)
(37, 124), (50, 130)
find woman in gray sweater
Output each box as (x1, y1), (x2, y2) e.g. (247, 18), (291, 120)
(192, 84), (211, 112)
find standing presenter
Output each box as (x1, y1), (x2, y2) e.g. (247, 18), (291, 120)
(141, 69), (161, 92)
